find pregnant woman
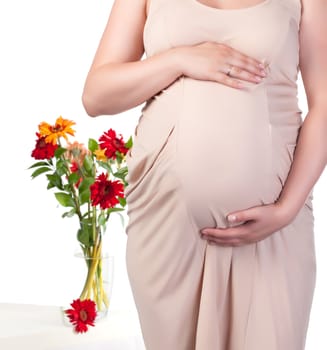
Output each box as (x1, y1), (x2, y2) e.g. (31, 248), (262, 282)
(82, 0), (327, 349)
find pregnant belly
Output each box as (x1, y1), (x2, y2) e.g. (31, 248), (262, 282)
(126, 77), (298, 228)
(174, 78), (288, 227)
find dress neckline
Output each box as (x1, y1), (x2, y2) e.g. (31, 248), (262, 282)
(191, 0), (273, 12)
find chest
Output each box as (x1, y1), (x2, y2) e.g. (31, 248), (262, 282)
(144, 0), (301, 63)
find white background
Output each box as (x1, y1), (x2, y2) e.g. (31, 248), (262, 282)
(0, 1), (325, 349)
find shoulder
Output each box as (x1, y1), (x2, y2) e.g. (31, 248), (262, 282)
(145, 0), (151, 16)
(300, 0), (327, 13)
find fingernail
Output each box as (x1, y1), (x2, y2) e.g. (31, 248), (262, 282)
(228, 215), (236, 222)
(201, 230), (209, 234)
(259, 63), (265, 68)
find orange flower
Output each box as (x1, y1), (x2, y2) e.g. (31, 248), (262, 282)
(65, 141), (90, 167)
(39, 116), (75, 145)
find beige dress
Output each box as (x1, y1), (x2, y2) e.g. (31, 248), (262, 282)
(124, 0), (316, 349)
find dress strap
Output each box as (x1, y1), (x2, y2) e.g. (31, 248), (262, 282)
(276, 0), (302, 28)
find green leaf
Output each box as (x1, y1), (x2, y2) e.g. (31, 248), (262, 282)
(88, 138), (98, 152)
(68, 172), (80, 186)
(121, 178), (129, 188)
(79, 190), (90, 205)
(78, 177), (94, 193)
(98, 212), (106, 226)
(115, 152), (123, 163)
(125, 136), (133, 149)
(46, 172), (63, 189)
(54, 146), (67, 158)
(28, 161), (50, 169)
(62, 208), (76, 218)
(83, 155), (94, 174)
(77, 218), (97, 247)
(54, 192), (75, 207)
(63, 184), (71, 192)
(118, 196), (126, 207)
(97, 161), (112, 173)
(81, 212), (92, 220)
(106, 206), (125, 214)
(113, 167), (128, 180)
(30, 167), (52, 178)
(47, 182), (55, 190)
(77, 226), (91, 247)
(56, 159), (68, 176)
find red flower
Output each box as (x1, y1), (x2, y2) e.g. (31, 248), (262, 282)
(70, 161), (83, 188)
(90, 172), (125, 209)
(31, 133), (58, 160)
(99, 128), (128, 159)
(70, 161), (79, 173)
(64, 299), (97, 333)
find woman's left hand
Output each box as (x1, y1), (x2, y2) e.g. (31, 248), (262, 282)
(200, 202), (294, 247)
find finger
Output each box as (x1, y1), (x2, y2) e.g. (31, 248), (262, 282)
(202, 222), (256, 239)
(227, 65), (264, 84)
(212, 71), (245, 89)
(202, 228), (241, 241)
(208, 239), (245, 247)
(205, 231), (242, 242)
(207, 229), (257, 245)
(216, 43), (264, 68)
(213, 42), (268, 77)
(228, 53), (268, 77)
(227, 207), (259, 223)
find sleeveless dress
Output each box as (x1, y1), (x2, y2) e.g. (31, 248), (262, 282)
(124, 0), (316, 349)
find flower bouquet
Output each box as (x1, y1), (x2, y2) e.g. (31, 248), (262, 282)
(29, 116), (132, 332)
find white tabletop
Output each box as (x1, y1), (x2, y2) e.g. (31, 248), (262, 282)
(0, 303), (146, 350)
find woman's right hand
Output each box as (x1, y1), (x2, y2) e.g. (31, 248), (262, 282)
(172, 41), (268, 89)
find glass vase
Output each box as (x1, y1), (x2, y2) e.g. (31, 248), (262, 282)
(75, 251), (114, 319)
(62, 251), (114, 326)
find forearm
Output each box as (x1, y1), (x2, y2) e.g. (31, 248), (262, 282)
(82, 48), (182, 117)
(277, 108), (327, 219)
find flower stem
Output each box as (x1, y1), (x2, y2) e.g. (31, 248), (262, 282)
(79, 239), (109, 314)
(59, 151), (83, 221)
